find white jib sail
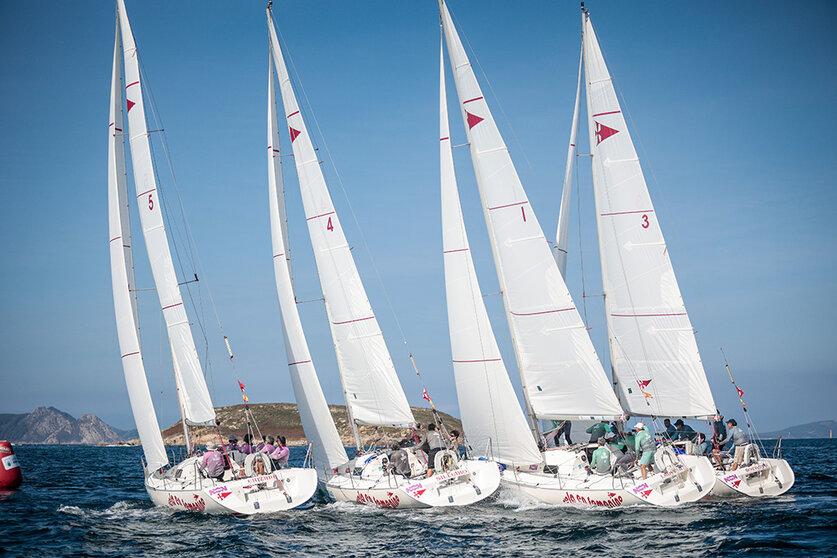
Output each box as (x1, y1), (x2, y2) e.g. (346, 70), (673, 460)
(117, 0), (215, 425)
(554, 45), (583, 278)
(108, 20), (168, 472)
(440, 0), (623, 421)
(268, 54), (349, 471)
(267, 12), (414, 428)
(582, 13), (716, 418)
(440, 41), (542, 465)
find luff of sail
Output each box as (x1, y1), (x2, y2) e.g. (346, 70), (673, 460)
(554, 45), (583, 278)
(440, 0), (622, 421)
(267, 51), (349, 471)
(440, 40), (542, 465)
(108, 19), (168, 472)
(117, 0), (215, 425)
(267, 12), (414, 428)
(582, 13), (716, 418)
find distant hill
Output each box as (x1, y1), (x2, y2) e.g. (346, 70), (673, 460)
(0, 407), (128, 445)
(162, 403), (463, 448)
(761, 420), (836, 439)
(0, 404), (462, 448)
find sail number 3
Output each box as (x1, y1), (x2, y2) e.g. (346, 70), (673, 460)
(641, 214), (649, 229)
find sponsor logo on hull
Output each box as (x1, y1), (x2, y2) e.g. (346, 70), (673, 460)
(562, 491), (624, 508)
(356, 491), (400, 508)
(168, 493), (206, 512)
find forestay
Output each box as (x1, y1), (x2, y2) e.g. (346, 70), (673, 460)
(582, 13), (716, 418)
(440, 41), (542, 465)
(440, 0), (622, 420)
(108, 19), (168, 472)
(267, 15), (414, 428)
(117, 0), (216, 425)
(267, 49), (349, 471)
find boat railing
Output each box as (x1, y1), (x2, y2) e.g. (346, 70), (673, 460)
(773, 437), (783, 459)
(302, 442), (313, 469)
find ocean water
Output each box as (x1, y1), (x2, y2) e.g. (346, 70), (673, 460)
(1, 439), (834, 556)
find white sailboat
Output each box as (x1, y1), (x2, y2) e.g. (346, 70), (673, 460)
(555, 5), (794, 499)
(264, 5), (500, 509)
(108, 0), (316, 514)
(438, 0), (715, 507)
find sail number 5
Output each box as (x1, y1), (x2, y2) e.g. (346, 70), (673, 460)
(148, 193), (154, 211)
(641, 214), (649, 229)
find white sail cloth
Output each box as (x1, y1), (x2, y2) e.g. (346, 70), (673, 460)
(267, 16), (414, 428)
(117, 0), (215, 425)
(108, 19), (168, 472)
(554, 46), (583, 278)
(440, 41), (542, 465)
(440, 1), (623, 420)
(582, 14), (716, 418)
(267, 50), (349, 471)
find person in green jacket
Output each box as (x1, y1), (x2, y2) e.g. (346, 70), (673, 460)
(589, 437), (611, 474)
(586, 420), (609, 443)
(633, 422), (656, 479)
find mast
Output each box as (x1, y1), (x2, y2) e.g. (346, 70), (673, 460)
(266, 8), (414, 447)
(117, 0), (216, 427)
(108, 13), (168, 472)
(440, 35), (542, 465)
(582, 10), (716, 418)
(267, 49), (350, 470)
(439, 0), (623, 432)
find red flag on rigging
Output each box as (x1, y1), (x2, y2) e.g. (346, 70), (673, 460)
(422, 389), (432, 403)
(736, 386), (744, 398)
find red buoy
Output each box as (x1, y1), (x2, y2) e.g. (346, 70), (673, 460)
(0, 441), (22, 489)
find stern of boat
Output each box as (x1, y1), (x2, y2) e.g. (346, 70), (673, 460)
(712, 457), (794, 498)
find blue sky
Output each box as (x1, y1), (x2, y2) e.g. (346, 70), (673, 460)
(0, 1), (834, 434)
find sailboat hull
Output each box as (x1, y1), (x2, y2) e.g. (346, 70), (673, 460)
(710, 457), (794, 498)
(324, 458), (500, 509)
(145, 457), (318, 514)
(501, 449), (716, 508)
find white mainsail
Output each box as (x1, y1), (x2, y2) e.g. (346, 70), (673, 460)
(267, 54), (349, 471)
(582, 13), (716, 418)
(267, 12), (414, 429)
(440, 0), (623, 421)
(108, 20), (168, 472)
(117, 0), (215, 425)
(440, 41), (542, 465)
(554, 46), (583, 278)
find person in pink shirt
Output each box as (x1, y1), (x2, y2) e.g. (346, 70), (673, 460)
(270, 436), (290, 468)
(259, 436), (275, 454)
(199, 441), (225, 480)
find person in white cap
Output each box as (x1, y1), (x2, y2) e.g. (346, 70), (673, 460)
(198, 441), (225, 480)
(633, 422), (655, 479)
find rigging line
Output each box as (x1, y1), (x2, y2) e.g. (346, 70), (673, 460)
(575, 150), (590, 328)
(275, 24), (416, 372)
(271, 30), (392, 436)
(447, 5), (550, 203)
(137, 56), (210, 352)
(138, 54), (236, 385)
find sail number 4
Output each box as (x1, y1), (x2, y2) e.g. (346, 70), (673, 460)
(641, 214), (649, 229)
(326, 217), (334, 232)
